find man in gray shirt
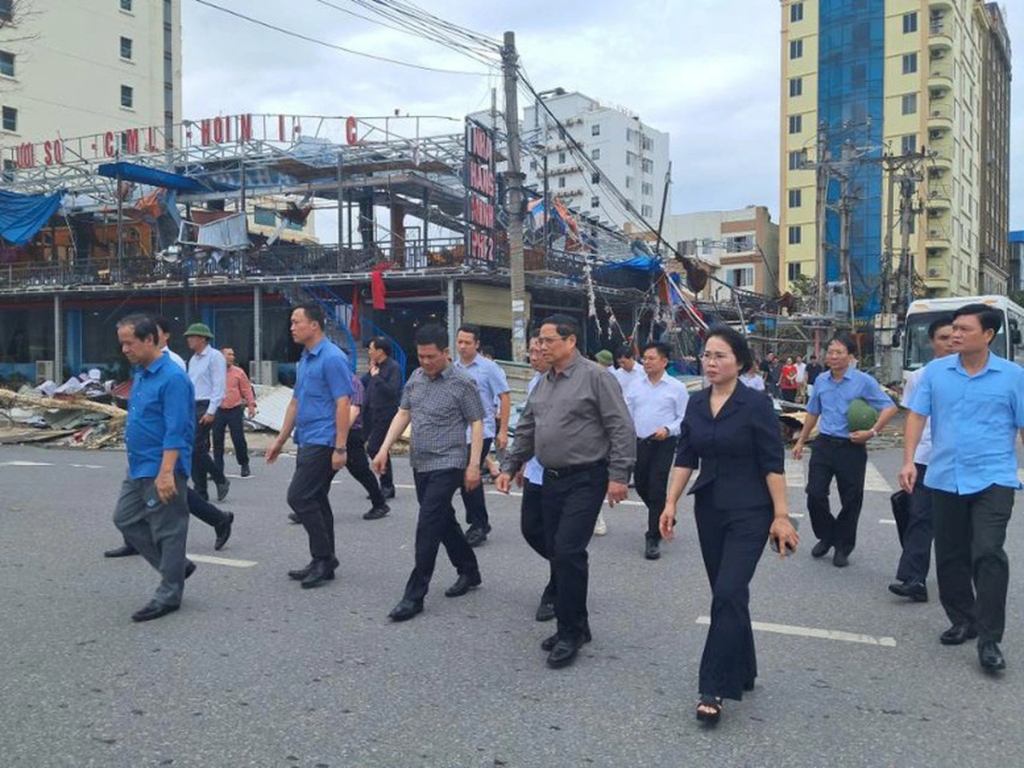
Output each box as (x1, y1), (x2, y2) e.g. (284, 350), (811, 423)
(372, 324), (486, 622)
(498, 314), (636, 669)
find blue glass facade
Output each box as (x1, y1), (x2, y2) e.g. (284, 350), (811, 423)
(818, 0), (885, 316)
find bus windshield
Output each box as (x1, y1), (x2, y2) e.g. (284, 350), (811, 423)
(903, 310), (1007, 371)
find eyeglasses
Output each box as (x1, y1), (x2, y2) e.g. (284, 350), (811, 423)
(536, 336), (566, 346)
(700, 352), (733, 362)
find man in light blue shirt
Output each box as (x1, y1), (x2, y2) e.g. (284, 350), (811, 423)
(900, 303), (1024, 672)
(185, 323), (230, 503)
(454, 324), (510, 546)
(625, 341), (690, 561)
(793, 334), (897, 567)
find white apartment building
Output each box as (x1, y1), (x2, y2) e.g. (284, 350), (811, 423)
(0, 0), (181, 152)
(522, 90), (670, 231)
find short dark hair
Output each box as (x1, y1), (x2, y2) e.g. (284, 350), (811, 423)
(118, 314), (159, 344)
(366, 336), (392, 357)
(414, 324), (448, 351)
(828, 333), (856, 354)
(295, 302), (325, 329)
(927, 314), (955, 339)
(457, 323), (481, 342)
(481, 344), (496, 359)
(705, 325), (754, 374)
(809, 354), (817, 361)
(152, 315), (172, 336)
(539, 314), (579, 340)
(615, 343), (635, 360)
(641, 341), (671, 360)
(952, 303), (1002, 335)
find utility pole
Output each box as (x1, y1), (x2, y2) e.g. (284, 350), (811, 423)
(502, 30), (527, 362)
(814, 128), (829, 315)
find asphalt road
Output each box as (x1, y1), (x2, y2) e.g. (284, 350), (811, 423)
(1, 443), (1022, 767)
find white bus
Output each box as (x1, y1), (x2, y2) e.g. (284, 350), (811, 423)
(903, 295), (1024, 375)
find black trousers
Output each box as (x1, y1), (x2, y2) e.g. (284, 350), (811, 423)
(521, 480), (555, 603)
(345, 427), (385, 508)
(895, 462), (933, 584)
(287, 445), (339, 561)
(365, 408), (396, 491)
(192, 401), (227, 497)
(806, 436), (867, 554)
(460, 437), (493, 532)
(212, 405), (249, 474)
(541, 463), (608, 642)
(186, 486), (229, 529)
(634, 437), (677, 540)
(932, 484), (1014, 643)
(403, 467), (480, 602)
(695, 490), (772, 701)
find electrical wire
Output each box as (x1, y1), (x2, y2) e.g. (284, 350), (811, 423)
(192, 0), (490, 76)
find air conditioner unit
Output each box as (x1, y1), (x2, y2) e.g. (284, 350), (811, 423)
(928, 268), (941, 278)
(929, 229), (941, 238)
(928, 209), (941, 218)
(249, 360), (279, 386)
(932, 50), (947, 59)
(35, 360), (55, 383)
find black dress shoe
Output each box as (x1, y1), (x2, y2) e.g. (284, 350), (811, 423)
(940, 623), (978, 646)
(978, 640), (1006, 672)
(300, 559), (335, 589)
(888, 580), (928, 602)
(832, 549), (849, 568)
(289, 557), (338, 580)
(131, 600), (179, 622)
(240, 465), (251, 478)
(541, 626), (592, 652)
(104, 544), (138, 558)
(362, 504), (390, 520)
(644, 538), (661, 560)
(465, 527), (488, 547)
(535, 601), (556, 622)
(811, 539), (832, 558)
(547, 637), (583, 668)
(216, 479), (231, 502)
(381, 485), (396, 500)
(185, 560), (196, 580)
(214, 511), (234, 551)
(444, 573), (482, 597)
(388, 598), (423, 622)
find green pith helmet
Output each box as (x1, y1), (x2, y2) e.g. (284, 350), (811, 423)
(184, 323), (213, 339)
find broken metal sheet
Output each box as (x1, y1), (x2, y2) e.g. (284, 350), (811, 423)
(249, 385), (294, 434)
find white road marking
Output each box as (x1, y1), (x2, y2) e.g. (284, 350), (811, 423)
(696, 616), (896, 647)
(0, 460), (54, 467)
(786, 458), (893, 493)
(785, 459), (804, 488)
(69, 464), (105, 469)
(789, 513), (805, 519)
(863, 462), (893, 493)
(880, 519), (897, 525)
(186, 554), (257, 568)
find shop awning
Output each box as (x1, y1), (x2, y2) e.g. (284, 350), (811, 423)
(0, 189), (63, 245)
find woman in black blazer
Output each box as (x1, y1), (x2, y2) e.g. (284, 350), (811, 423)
(659, 327), (799, 725)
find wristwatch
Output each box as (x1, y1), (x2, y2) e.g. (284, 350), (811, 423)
(334, 447), (348, 455)
(869, 429), (878, 439)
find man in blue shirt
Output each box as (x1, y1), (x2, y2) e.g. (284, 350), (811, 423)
(900, 303), (1024, 672)
(793, 334), (897, 567)
(266, 303), (354, 590)
(113, 314), (196, 622)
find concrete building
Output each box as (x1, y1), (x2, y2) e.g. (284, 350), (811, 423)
(659, 206), (780, 301)
(779, 0), (1011, 312)
(522, 90), (670, 231)
(0, 0), (181, 154)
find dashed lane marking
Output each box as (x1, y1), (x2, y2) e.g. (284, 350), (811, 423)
(880, 519), (897, 525)
(186, 554), (257, 568)
(69, 464), (105, 469)
(863, 462), (894, 493)
(786, 458), (893, 493)
(696, 616), (897, 647)
(0, 461), (54, 467)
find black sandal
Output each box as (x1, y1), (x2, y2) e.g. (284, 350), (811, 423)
(695, 694), (723, 724)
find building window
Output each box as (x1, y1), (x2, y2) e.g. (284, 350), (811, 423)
(591, 196), (600, 209)
(789, 77), (803, 98)
(2, 158), (14, 182)
(558, 177), (565, 189)
(591, 172), (600, 184)
(727, 267), (754, 288)
(790, 39), (803, 59)
(788, 149), (807, 170)
(591, 148), (601, 160)
(902, 52), (917, 75)
(642, 182), (653, 196)
(641, 204), (653, 218)
(254, 208), (276, 227)
(788, 188), (802, 208)
(788, 225), (802, 245)
(558, 151), (566, 164)
(901, 93), (917, 115)
(529, 160), (537, 171)
(788, 114), (802, 134)
(120, 0), (132, 10)
(641, 158), (653, 174)
(591, 124), (600, 136)
(626, 151), (635, 167)
(625, 176), (633, 189)
(791, 2), (803, 23)
(642, 136), (653, 151)
(901, 134), (917, 155)
(787, 262), (802, 281)
(0, 50), (13, 78)
(903, 12), (917, 34)
(120, 37), (133, 60)
(2, 105), (16, 132)
(0, 0), (11, 22)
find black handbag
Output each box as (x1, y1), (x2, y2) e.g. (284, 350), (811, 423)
(890, 490), (910, 547)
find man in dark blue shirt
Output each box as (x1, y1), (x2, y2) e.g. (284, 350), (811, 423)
(113, 314), (196, 622)
(267, 303), (354, 589)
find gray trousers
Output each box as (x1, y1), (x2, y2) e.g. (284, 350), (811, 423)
(114, 474), (190, 607)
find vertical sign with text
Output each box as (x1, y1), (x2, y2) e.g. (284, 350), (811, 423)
(465, 118), (496, 264)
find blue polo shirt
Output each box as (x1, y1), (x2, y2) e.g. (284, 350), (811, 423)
(294, 338), (354, 448)
(909, 352), (1024, 495)
(806, 367), (893, 438)
(125, 354), (195, 479)
(454, 353), (510, 441)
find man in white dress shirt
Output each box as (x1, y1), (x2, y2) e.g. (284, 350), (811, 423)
(185, 323), (231, 503)
(611, 344), (646, 394)
(625, 342), (690, 560)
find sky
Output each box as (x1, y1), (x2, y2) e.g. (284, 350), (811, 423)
(181, 0), (1024, 229)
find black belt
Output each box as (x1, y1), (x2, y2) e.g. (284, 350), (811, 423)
(638, 435), (677, 445)
(816, 434), (850, 444)
(543, 460), (608, 479)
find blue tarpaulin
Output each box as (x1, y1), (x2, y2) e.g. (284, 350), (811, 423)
(97, 162), (211, 193)
(0, 190), (63, 245)
(593, 254), (663, 275)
